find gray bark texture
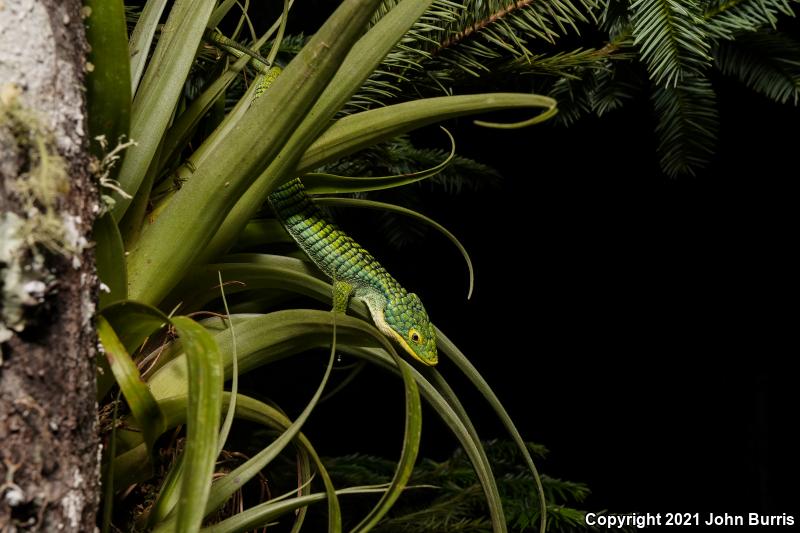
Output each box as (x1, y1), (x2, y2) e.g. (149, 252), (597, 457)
(0, 0), (99, 531)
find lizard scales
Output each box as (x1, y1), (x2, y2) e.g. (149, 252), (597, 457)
(268, 179), (438, 365)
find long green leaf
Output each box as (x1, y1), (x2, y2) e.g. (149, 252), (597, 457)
(146, 310), (421, 530)
(163, 256), (326, 314)
(301, 128), (455, 194)
(436, 328), (547, 533)
(343, 345), (508, 533)
(84, 0), (130, 152)
(98, 300), (171, 404)
(170, 316), (224, 533)
(131, 392), (340, 533)
(100, 300), (169, 353)
(201, 493), (328, 533)
(200, 485), (394, 533)
(200, 331), (338, 526)
(297, 93), (557, 174)
(126, 0), (382, 306)
(128, 0), (168, 93)
(113, 0), (217, 219)
(93, 214), (127, 309)
(231, 219), (294, 251)
(97, 316), (165, 451)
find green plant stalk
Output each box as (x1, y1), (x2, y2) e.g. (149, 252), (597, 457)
(126, 0), (382, 306)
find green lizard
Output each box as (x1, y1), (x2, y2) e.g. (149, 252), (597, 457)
(208, 31), (438, 366)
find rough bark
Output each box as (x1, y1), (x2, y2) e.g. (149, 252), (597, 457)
(0, 0), (99, 531)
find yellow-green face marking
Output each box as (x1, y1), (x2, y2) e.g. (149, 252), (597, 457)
(383, 292), (438, 366)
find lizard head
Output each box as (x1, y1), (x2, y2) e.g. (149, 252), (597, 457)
(381, 292), (438, 366)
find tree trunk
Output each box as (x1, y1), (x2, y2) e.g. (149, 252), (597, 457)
(0, 0), (98, 530)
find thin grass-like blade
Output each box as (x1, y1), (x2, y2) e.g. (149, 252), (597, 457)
(113, 0), (217, 219)
(200, 328), (338, 527)
(93, 214), (127, 309)
(162, 256), (326, 314)
(146, 310), (420, 531)
(315, 198), (474, 299)
(297, 93), (557, 174)
(97, 316), (165, 452)
(170, 316), (223, 533)
(342, 345), (507, 533)
(201, 493), (327, 533)
(84, 0), (130, 151)
(436, 328), (547, 533)
(133, 392), (340, 533)
(128, 0), (168, 93)
(302, 128), (455, 194)
(216, 274), (239, 455)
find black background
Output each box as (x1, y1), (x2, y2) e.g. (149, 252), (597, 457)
(240, 2), (799, 528)
(310, 82), (798, 523)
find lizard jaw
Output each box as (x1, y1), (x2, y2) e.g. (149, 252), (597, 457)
(361, 295), (433, 366)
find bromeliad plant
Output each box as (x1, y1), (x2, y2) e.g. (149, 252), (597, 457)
(87, 1), (562, 532)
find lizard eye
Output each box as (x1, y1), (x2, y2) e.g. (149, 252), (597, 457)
(408, 329), (422, 344)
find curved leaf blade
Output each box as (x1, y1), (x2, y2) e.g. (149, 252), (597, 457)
(97, 316), (165, 451)
(84, 0), (131, 151)
(302, 127), (455, 194)
(315, 198), (475, 299)
(94, 213), (128, 309)
(170, 316), (224, 533)
(297, 93), (557, 174)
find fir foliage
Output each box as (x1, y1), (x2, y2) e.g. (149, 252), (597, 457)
(549, 0), (798, 176)
(629, 0), (711, 87)
(704, 0), (796, 39)
(652, 75), (719, 177)
(347, 0), (601, 111)
(714, 30), (800, 104)
(324, 440), (627, 533)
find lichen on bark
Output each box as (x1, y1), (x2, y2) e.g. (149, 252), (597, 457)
(1, 0), (99, 530)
